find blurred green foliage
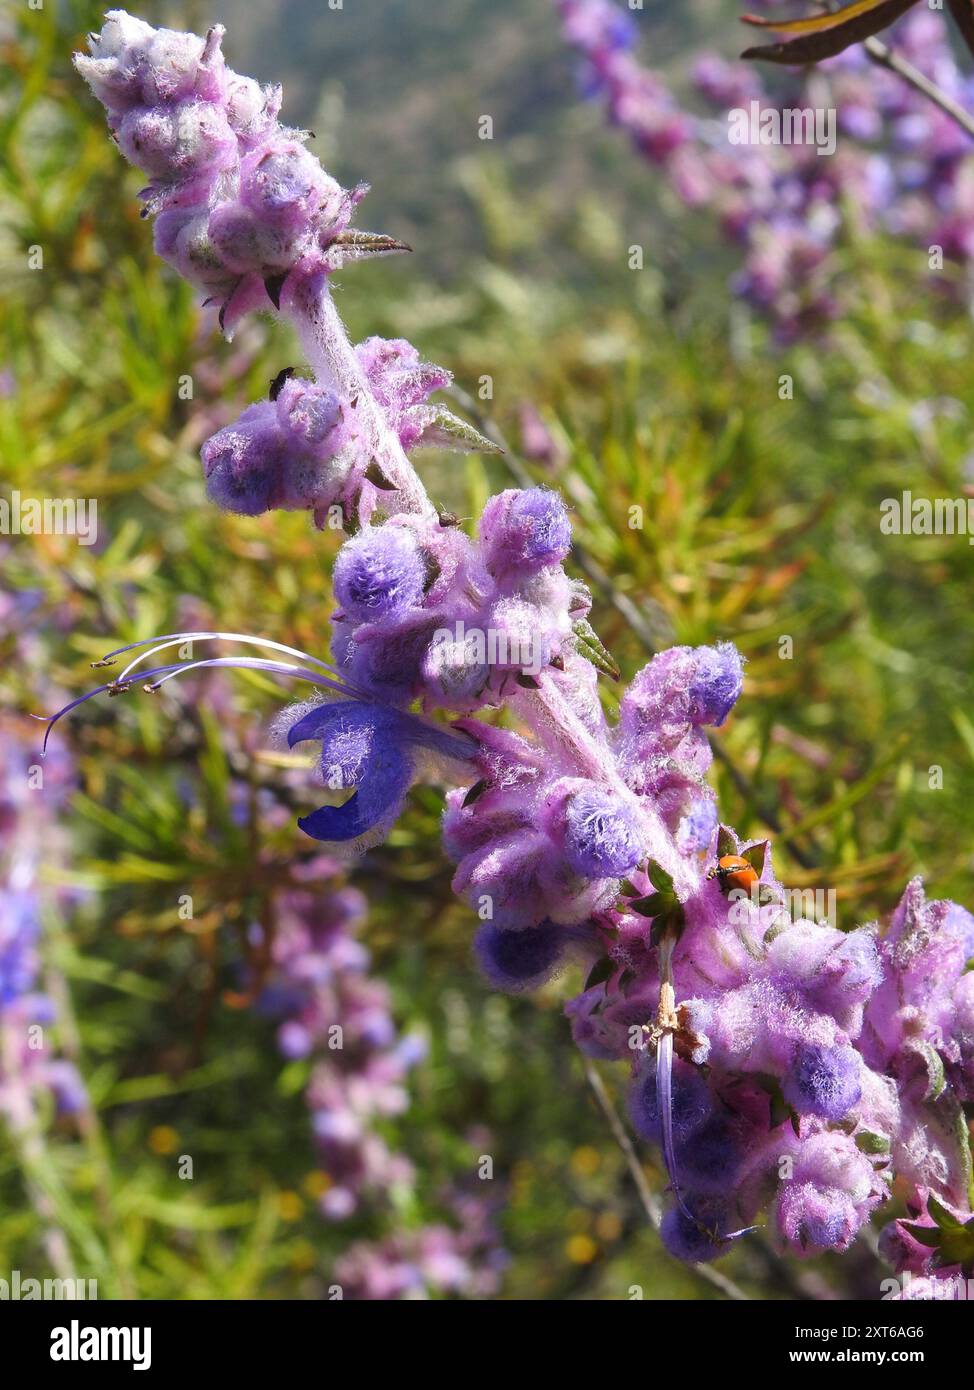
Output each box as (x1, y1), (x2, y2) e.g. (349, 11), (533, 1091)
(1, 0), (972, 1299)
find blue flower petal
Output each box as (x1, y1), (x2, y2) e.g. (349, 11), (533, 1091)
(297, 730), (413, 842)
(286, 699), (363, 749)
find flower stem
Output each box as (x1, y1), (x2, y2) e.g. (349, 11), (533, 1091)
(284, 274), (438, 520)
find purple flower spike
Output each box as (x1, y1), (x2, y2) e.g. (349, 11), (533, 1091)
(784, 1042), (862, 1121)
(333, 526), (426, 623)
(561, 786), (643, 879)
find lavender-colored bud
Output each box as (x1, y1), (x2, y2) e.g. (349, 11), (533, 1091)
(777, 1183), (861, 1254)
(355, 336), (452, 449)
(200, 401), (284, 515)
(225, 73), (281, 147)
(474, 920), (566, 992)
(687, 642), (744, 728)
(154, 207), (230, 289)
(659, 1199), (730, 1264)
(117, 99), (236, 181)
(207, 201), (297, 275)
(478, 488), (572, 578)
(629, 1056), (712, 1145)
(240, 140), (345, 230)
(275, 377), (347, 451)
(675, 1117), (742, 1195)
(560, 785), (642, 879)
(792, 1132), (876, 1204)
(333, 526), (426, 623)
(451, 831), (551, 932)
(784, 1041), (862, 1121)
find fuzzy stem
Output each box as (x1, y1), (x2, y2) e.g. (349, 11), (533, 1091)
(283, 275), (437, 520)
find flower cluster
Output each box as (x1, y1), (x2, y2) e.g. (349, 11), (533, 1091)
(557, 1), (974, 339)
(252, 878), (424, 1219)
(333, 1189), (507, 1300)
(70, 12), (974, 1287)
(75, 15), (498, 528)
(0, 711), (85, 1129)
(326, 486), (579, 712)
(74, 10), (365, 336)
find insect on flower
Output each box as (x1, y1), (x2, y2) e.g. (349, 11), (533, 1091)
(707, 853), (759, 895)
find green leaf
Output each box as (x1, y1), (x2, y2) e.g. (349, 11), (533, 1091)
(855, 1131), (891, 1156)
(650, 905), (686, 947)
(645, 860), (675, 896)
(571, 617), (621, 681)
(742, 841), (767, 877)
(900, 1223), (942, 1250)
(628, 892), (668, 918)
(328, 229), (413, 261)
(584, 955), (615, 990)
(717, 826), (736, 859)
(418, 408), (503, 455)
(927, 1195), (966, 1233)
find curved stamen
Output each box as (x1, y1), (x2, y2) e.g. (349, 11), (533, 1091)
(31, 683), (131, 755)
(33, 657), (352, 754)
(656, 1028), (699, 1226)
(93, 630), (363, 695)
(140, 656), (344, 693)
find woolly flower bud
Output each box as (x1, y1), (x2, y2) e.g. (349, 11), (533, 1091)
(474, 920), (566, 993)
(154, 207), (229, 289)
(201, 401), (284, 515)
(675, 793), (717, 855)
(207, 202), (298, 275)
(117, 99), (236, 180)
(560, 785), (643, 879)
(333, 526), (426, 624)
(777, 1183), (861, 1255)
(224, 73), (281, 147)
(783, 1042), (862, 1121)
(275, 376), (346, 450)
(478, 487), (572, 578)
(240, 140), (345, 230)
(628, 1056), (712, 1145)
(660, 1199), (732, 1264)
(687, 641), (744, 728)
(74, 13), (222, 114)
(200, 380), (353, 516)
(793, 1132), (876, 1204)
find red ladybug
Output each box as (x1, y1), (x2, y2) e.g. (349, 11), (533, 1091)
(708, 854), (759, 895)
